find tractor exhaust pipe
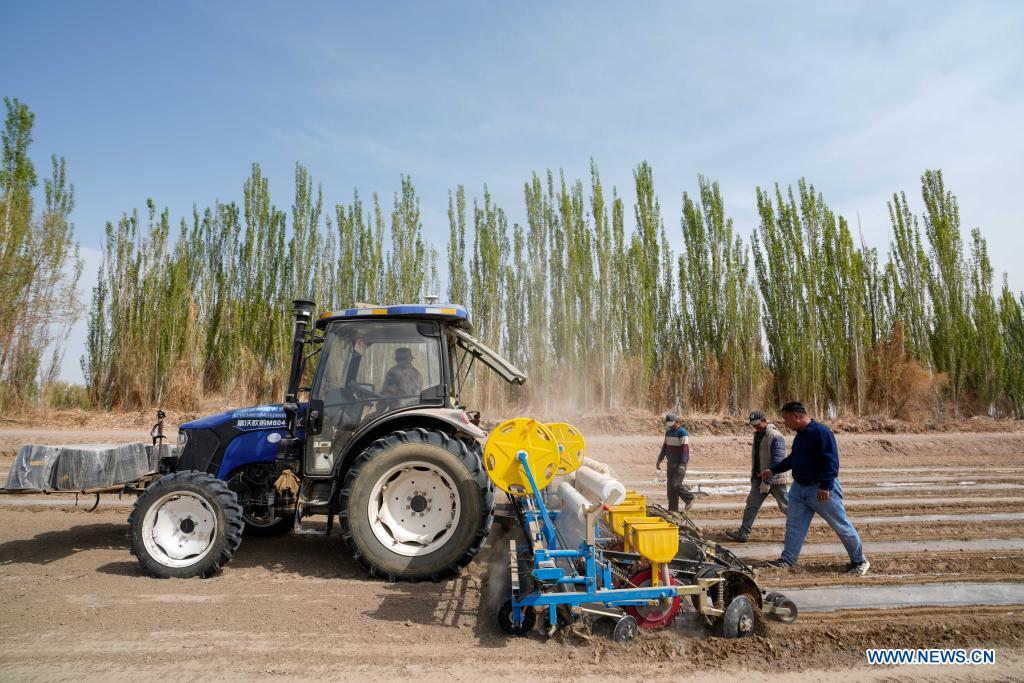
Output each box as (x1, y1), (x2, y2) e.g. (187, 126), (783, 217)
(281, 299), (315, 447)
(285, 298), (316, 407)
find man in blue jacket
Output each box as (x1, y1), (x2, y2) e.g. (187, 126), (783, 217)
(726, 410), (789, 542)
(760, 402), (869, 575)
(656, 413), (694, 511)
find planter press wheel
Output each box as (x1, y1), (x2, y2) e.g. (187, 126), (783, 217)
(497, 599), (536, 636)
(722, 595), (757, 638)
(612, 615), (639, 642)
(623, 567), (682, 629)
(766, 593), (798, 624)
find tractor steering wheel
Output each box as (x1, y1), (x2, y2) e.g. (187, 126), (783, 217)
(349, 384), (381, 401)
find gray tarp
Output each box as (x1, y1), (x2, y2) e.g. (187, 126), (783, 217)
(4, 442), (174, 491)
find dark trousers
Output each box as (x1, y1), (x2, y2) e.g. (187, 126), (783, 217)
(666, 457), (694, 511)
(739, 477), (789, 534)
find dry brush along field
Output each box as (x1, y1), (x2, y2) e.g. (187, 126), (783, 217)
(1, 425), (1023, 680)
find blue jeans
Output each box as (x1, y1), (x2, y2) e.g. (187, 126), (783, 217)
(781, 480), (866, 565)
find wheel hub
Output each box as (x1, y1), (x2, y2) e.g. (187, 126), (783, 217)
(368, 461), (462, 557)
(142, 491), (218, 567)
(409, 493), (429, 513)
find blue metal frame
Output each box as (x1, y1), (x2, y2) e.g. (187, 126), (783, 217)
(506, 453), (682, 629)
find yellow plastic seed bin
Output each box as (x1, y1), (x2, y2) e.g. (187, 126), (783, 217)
(621, 516), (662, 551)
(623, 492), (647, 509)
(630, 522), (679, 565)
(607, 503), (646, 536)
(623, 518), (675, 553)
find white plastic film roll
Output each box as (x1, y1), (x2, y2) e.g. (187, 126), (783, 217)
(580, 456), (617, 479)
(554, 481), (590, 548)
(557, 481), (590, 519)
(573, 465), (626, 506)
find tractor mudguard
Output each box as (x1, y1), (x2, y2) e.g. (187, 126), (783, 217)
(330, 407), (485, 480)
(407, 407), (486, 440)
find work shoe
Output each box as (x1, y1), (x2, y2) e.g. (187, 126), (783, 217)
(684, 499), (694, 511)
(847, 560), (870, 576)
(725, 529), (749, 543)
(762, 559), (793, 570)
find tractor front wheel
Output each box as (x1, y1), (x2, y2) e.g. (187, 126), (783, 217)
(129, 471), (244, 578)
(339, 428), (493, 581)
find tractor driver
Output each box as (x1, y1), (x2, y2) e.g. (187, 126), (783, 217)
(380, 347), (423, 399)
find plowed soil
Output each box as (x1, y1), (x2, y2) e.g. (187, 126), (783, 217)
(2, 427), (1023, 680)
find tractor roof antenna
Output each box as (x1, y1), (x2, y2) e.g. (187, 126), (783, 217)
(425, 294), (439, 305)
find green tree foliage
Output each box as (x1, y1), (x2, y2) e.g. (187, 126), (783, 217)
(679, 176), (760, 412)
(13, 95), (1020, 417)
(921, 169), (973, 410)
(999, 280), (1024, 417)
(386, 175), (427, 303)
(885, 191), (931, 360)
(70, 157), (1024, 418)
(0, 98), (82, 409)
(446, 186), (468, 305)
(967, 228), (1003, 413)
(753, 181), (891, 416)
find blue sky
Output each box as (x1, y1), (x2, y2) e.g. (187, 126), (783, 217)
(3, 1), (1023, 382)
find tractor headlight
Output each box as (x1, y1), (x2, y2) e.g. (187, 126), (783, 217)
(177, 430), (189, 449)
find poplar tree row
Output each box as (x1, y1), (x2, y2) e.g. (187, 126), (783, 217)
(455, 167), (1024, 418)
(82, 164), (441, 409)
(3, 99), (1023, 418)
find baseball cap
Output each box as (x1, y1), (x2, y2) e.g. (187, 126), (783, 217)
(664, 412), (679, 426)
(748, 410), (765, 425)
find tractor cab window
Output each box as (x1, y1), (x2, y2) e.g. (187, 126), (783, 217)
(308, 320), (445, 474)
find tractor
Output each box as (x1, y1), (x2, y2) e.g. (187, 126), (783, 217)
(129, 299), (525, 581)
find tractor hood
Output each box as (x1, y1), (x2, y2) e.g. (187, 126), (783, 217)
(180, 404), (291, 431)
(449, 328), (527, 385)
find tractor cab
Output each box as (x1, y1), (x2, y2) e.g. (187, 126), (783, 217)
(305, 304), (525, 476)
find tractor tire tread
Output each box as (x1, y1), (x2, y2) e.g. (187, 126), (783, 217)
(128, 470), (243, 579)
(338, 428), (493, 582)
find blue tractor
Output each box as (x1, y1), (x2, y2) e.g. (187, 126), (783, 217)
(128, 299), (526, 581)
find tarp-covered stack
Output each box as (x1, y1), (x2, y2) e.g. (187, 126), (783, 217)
(4, 443), (164, 491)
(5, 445), (61, 490)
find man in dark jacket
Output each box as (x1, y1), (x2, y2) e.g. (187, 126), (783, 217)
(726, 410), (789, 542)
(761, 402), (869, 575)
(656, 413), (694, 511)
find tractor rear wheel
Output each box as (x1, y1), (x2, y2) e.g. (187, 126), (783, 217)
(338, 428), (493, 581)
(129, 470), (244, 578)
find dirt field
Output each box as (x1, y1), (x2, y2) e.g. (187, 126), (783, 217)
(2, 427), (1024, 680)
